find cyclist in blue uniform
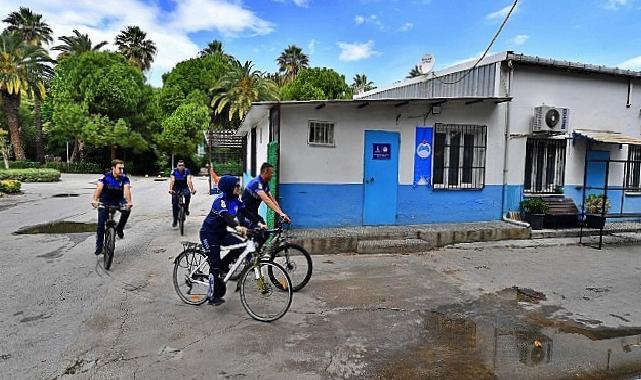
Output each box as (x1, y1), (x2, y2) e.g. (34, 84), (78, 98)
(91, 159), (133, 255)
(200, 175), (263, 305)
(241, 162), (290, 224)
(168, 160), (196, 228)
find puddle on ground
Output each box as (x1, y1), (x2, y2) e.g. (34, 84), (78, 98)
(371, 288), (641, 380)
(14, 221), (97, 235)
(52, 193), (80, 198)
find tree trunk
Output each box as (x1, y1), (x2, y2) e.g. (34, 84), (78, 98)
(70, 139), (79, 163)
(110, 145), (117, 161)
(1, 92), (26, 161)
(1, 142), (9, 169)
(34, 96), (45, 163)
(78, 139), (86, 161)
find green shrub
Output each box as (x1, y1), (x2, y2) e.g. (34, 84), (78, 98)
(0, 168), (61, 182)
(212, 161), (242, 176)
(520, 197), (549, 214)
(585, 193), (611, 214)
(9, 161), (41, 169)
(45, 162), (103, 174)
(0, 179), (21, 193)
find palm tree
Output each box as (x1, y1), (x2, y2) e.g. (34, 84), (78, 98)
(0, 32), (52, 161)
(200, 39), (223, 56)
(3, 7), (53, 46)
(352, 74), (376, 94)
(211, 60), (279, 121)
(407, 65), (422, 79)
(3, 7), (53, 163)
(115, 26), (157, 71)
(276, 45), (309, 82)
(53, 30), (108, 59)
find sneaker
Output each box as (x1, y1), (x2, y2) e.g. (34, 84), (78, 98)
(172, 220), (177, 228)
(208, 297), (225, 306)
(94, 248), (103, 256)
(116, 229), (124, 239)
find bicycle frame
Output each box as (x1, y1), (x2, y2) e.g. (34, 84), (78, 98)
(186, 235), (259, 286)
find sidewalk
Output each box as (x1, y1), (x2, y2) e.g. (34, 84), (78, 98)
(288, 221), (641, 254)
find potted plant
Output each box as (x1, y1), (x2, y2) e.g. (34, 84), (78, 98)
(584, 193), (611, 228)
(520, 198), (549, 230)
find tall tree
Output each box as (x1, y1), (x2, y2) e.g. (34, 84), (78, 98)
(407, 65), (422, 79)
(211, 60), (279, 121)
(280, 67), (352, 101)
(277, 45), (309, 82)
(53, 30), (108, 59)
(4, 7), (54, 162)
(115, 26), (157, 71)
(351, 74), (376, 94)
(0, 32), (51, 161)
(3, 7), (53, 46)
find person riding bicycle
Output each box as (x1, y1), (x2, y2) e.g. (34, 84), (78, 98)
(200, 175), (264, 306)
(241, 162), (290, 224)
(168, 160), (196, 228)
(91, 159), (133, 255)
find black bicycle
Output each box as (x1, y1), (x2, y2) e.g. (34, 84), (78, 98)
(230, 219), (312, 292)
(172, 191), (187, 236)
(98, 203), (128, 270)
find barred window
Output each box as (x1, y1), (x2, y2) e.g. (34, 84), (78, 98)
(524, 138), (567, 193)
(625, 145), (641, 192)
(433, 124), (486, 190)
(308, 121), (335, 147)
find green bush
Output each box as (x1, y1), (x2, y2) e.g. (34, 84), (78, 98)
(585, 193), (611, 214)
(9, 161), (41, 169)
(0, 179), (21, 193)
(0, 168), (61, 182)
(212, 161), (242, 176)
(520, 197), (549, 214)
(45, 162), (103, 174)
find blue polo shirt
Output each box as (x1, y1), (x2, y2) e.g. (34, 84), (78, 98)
(201, 195), (249, 235)
(241, 176), (270, 214)
(171, 168), (190, 189)
(98, 172), (130, 205)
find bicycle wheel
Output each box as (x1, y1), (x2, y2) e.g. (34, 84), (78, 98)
(173, 249), (209, 305)
(103, 227), (115, 270)
(269, 243), (313, 292)
(240, 261), (292, 322)
(179, 206), (185, 236)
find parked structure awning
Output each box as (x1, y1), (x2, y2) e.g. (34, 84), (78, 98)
(573, 129), (641, 145)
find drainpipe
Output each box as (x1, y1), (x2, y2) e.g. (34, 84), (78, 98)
(501, 60), (515, 219)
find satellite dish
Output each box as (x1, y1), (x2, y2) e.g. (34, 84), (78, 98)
(418, 54), (435, 74)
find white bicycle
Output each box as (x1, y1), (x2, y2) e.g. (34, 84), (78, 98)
(172, 228), (293, 322)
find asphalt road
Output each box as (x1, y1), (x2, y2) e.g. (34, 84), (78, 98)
(1, 174), (641, 380)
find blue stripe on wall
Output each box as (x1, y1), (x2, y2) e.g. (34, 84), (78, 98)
(504, 185), (524, 212)
(279, 183), (505, 228)
(565, 186), (641, 218)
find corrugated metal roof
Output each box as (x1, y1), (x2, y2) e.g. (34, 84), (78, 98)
(574, 130), (641, 145)
(508, 53), (641, 78)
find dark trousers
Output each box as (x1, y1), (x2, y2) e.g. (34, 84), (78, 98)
(172, 187), (191, 222)
(200, 230), (244, 276)
(96, 205), (130, 250)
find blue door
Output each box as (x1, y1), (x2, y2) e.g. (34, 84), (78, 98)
(586, 150), (610, 196)
(363, 131), (399, 225)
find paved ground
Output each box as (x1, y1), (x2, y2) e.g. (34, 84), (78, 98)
(1, 174), (641, 379)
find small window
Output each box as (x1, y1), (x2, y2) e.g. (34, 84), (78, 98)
(433, 124), (487, 190)
(308, 121), (335, 147)
(524, 138), (567, 194)
(625, 145), (641, 192)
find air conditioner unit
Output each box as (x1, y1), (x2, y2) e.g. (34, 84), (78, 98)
(532, 105), (570, 133)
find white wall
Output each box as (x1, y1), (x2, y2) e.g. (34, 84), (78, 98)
(279, 101), (506, 186)
(243, 111), (270, 178)
(508, 66), (641, 186)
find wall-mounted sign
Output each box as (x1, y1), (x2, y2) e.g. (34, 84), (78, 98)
(373, 143), (391, 160)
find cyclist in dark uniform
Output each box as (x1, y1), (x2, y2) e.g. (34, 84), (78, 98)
(168, 160), (196, 228)
(91, 159), (133, 255)
(241, 162), (290, 224)
(200, 175), (263, 305)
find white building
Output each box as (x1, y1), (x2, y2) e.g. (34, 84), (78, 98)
(239, 51), (641, 228)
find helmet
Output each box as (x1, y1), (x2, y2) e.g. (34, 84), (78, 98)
(218, 175), (239, 197)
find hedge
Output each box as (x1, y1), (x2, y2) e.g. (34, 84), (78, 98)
(45, 162), (102, 174)
(0, 179), (21, 193)
(8, 161), (41, 169)
(0, 168), (61, 182)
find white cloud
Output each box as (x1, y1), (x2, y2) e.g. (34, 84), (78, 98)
(308, 39), (317, 54)
(398, 22), (414, 32)
(510, 34), (529, 46)
(605, 0), (632, 9)
(354, 14), (383, 28)
(354, 15), (366, 24)
(619, 56), (641, 70)
(0, 0), (275, 86)
(486, 3), (519, 21)
(293, 0), (310, 7)
(337, 40), (380, 62)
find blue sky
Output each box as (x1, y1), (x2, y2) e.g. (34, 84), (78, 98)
(2, 0), (641, 87)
